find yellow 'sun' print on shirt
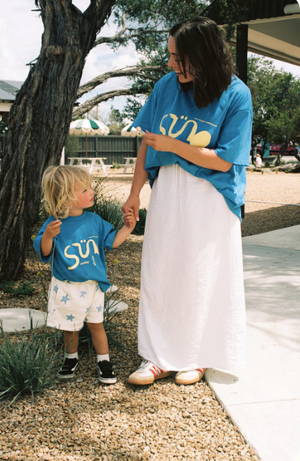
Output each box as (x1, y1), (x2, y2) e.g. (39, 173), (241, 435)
(159, 113), (217, 147)
(64, 239), (99, 270)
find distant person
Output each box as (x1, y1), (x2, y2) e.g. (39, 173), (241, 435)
(255, 153), (262, 168)
(34, 165), (136, 383)
(122, 17), (253, 386)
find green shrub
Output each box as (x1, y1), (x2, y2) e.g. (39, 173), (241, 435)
(0, 281), (35, 297)
(90, 185), (124, 230)
(65, 135), (79, 158)
(132, 208), (147, 235)
(0, 327), (62, 404)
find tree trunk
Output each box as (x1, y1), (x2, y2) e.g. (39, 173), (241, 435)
(0, 0), (115, 280)
(275, 143), (288, 167)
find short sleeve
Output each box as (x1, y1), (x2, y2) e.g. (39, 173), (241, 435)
(33, 217), (55, 263)
(215, 109), (252, 165)
(99, 217), (117, 251)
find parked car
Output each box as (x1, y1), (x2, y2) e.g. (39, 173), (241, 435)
(256, 142), (295, 155)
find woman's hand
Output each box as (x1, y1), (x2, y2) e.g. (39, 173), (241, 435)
(143, 130), (175, 152)
(144, 130), (232, 172)
(122, 193), (140, 225)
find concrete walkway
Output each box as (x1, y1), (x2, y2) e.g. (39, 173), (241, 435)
(206, 225), (300, 461)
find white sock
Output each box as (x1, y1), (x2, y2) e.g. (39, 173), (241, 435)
(66, 352), (78, 359)
(97, 354), (109, 362)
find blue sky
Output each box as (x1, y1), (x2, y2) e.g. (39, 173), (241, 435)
(1, 0), (300, 119)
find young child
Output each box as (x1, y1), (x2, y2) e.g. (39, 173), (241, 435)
(33, 165), (136, 384)
(255, 153), (262, 168)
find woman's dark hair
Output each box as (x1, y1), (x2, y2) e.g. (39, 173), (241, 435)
(170, 16), (235, 108)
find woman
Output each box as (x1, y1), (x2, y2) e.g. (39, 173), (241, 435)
(122, 16), (252, 386)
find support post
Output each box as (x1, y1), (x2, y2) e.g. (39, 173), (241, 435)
(236, 24), (248, 85)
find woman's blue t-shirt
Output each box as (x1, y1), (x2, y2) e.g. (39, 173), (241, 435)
(133, 72), (253, 220)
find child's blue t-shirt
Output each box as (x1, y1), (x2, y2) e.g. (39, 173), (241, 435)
(132, 72), (253, 220)
(33, 211), (117, 291)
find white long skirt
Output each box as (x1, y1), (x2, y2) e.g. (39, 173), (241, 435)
(138, 164), (246, 371)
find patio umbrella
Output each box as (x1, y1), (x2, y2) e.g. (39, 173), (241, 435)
(121, 123), (144, 137)
(69, 118), (109, 157)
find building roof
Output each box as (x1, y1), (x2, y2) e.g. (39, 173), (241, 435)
(0, 80), (23, 102)
(204, 0), (300, 66)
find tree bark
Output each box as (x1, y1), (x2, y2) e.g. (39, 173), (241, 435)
(275, 143), (288, 167)
(0, 0), (115, 280)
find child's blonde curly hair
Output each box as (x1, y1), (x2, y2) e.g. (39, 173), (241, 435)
(42, 165), (92, 219)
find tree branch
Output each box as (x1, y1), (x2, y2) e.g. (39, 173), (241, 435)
(93, 11), (127, 46)
(77, 65), (166, 99)
(72, 88), (136, 118)
(93, 12), (169, 48)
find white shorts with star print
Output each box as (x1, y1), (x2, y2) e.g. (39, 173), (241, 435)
(47, 276), (105, 331)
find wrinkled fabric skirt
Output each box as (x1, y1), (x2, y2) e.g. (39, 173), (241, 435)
(138, 164), (246, 371)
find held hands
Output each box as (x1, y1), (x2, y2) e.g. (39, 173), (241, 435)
(112, 208), (136, 248)
(122, 194), (140, 225)
(44, 220), (62, 238)
(123, 208), (136, 230)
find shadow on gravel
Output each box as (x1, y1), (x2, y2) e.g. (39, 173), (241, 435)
(242, 204), (300, 237)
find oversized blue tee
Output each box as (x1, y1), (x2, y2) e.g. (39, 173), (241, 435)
(133, 72), (253, 219)
(33, 211), (117, 291)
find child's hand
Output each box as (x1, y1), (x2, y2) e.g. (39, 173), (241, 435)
(124, 208), (136, 230)
(44, 220), (62, 238)
(112, 209), (137, 248)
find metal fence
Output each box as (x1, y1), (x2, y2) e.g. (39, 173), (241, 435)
(67, 135), (142, 165)
(0, 135), (142, 165)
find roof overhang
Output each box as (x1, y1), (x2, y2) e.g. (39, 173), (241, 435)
(231, 12), (300, 66)
(0, 102), (12, 113)
(204, 0), (300, 68)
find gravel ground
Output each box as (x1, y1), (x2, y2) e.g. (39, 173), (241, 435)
(0, 170), (300, 461)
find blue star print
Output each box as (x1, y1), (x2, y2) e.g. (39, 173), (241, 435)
(96, 305), (102, 312)
(53, 284), (58, 293)
(80, 290), (87, 298)
(66, 314), (75, 322)
(61, 294), (70, 304)
(85, 306), (91, 314)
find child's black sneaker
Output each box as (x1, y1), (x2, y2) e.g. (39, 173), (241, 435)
(97, 360), (117, 384)
(57, 357), (79, 379)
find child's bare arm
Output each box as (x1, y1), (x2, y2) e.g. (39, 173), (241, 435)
(41, 220), (61, 257)
(112, 209), (136, 248)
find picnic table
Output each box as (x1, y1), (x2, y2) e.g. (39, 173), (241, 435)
(123, 157), (137, 173)
(68, 157), (108, 176)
